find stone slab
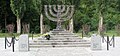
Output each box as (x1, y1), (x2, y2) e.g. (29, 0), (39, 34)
(19, 34), (29, 52)
(91, 34), (102, 50)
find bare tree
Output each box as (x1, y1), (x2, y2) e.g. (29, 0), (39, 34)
(82, 24), (90, 35)
(6, 23), (15, 33)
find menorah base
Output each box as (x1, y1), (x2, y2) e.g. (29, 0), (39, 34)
(56, 27), (63, 30)
(53, 28), (65, 31)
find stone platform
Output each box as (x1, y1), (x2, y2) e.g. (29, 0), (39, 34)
(29, 29), (91, 48)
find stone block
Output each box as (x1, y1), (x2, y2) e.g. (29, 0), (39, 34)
(19, 34), (29, 51)
(91, 34), (102, 50)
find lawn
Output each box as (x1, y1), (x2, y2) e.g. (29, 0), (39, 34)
(76, 30), (119, 38)
(0, 33), (42, 38)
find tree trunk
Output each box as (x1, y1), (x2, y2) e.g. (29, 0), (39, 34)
(17, 16), (21, 33)
(40, 14), (43, 34)
(22, 23), (30, 34)
(98, 12), (103, 35)
(5, 14), (7, 33)
(69, 18), (73, 33)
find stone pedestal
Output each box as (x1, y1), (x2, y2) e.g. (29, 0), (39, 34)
(91, 34), (102, 50)
(19, 34), (29, 51)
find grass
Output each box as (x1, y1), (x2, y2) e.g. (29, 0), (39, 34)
(0, 33), (20, 37)
(0, 33), (42, 38)
(29, 33), (42, 37)
(104, 30), (118, 36)
(75, 30), (120, 37)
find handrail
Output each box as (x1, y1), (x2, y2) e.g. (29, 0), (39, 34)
(13, 36), (19, 44)
(31, 31), (35, 40)
(5, 36), (19, 52)
(102, 35), (115, 50)
(82, 31), (83, 38)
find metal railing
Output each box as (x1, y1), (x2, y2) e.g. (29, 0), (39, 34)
(5, 36), (19, 52)
(102, 35), (115, 50)
(82, 31), (84, 38)
(31, 31), (35, 40)
(81, 31), (91, 38)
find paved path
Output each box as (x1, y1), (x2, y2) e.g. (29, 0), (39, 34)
(0, 37), (120, 56)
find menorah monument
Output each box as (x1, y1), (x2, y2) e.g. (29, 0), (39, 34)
(29, 5), (90, 48)
(44, 5), (74, 30)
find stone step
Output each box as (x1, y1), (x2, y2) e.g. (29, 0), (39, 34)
(40, 35), (79, 37)
(29, 44), (90, 48)
(50, 31), (70, 33)
(29, 41), (90, 45)
(50, 34), (77, 36)
(52, 29), (65, 31)
(50, 35), (78, 37)
(32, 39), (88, 42)
(50, 33), (74, 35)
(50, 30), (67, 31)
(37, 37), (82, 40)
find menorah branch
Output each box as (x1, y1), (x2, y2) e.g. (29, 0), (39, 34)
(44, 5), (74, 29)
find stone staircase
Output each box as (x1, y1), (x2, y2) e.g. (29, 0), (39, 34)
(29, 29), (91, 48)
